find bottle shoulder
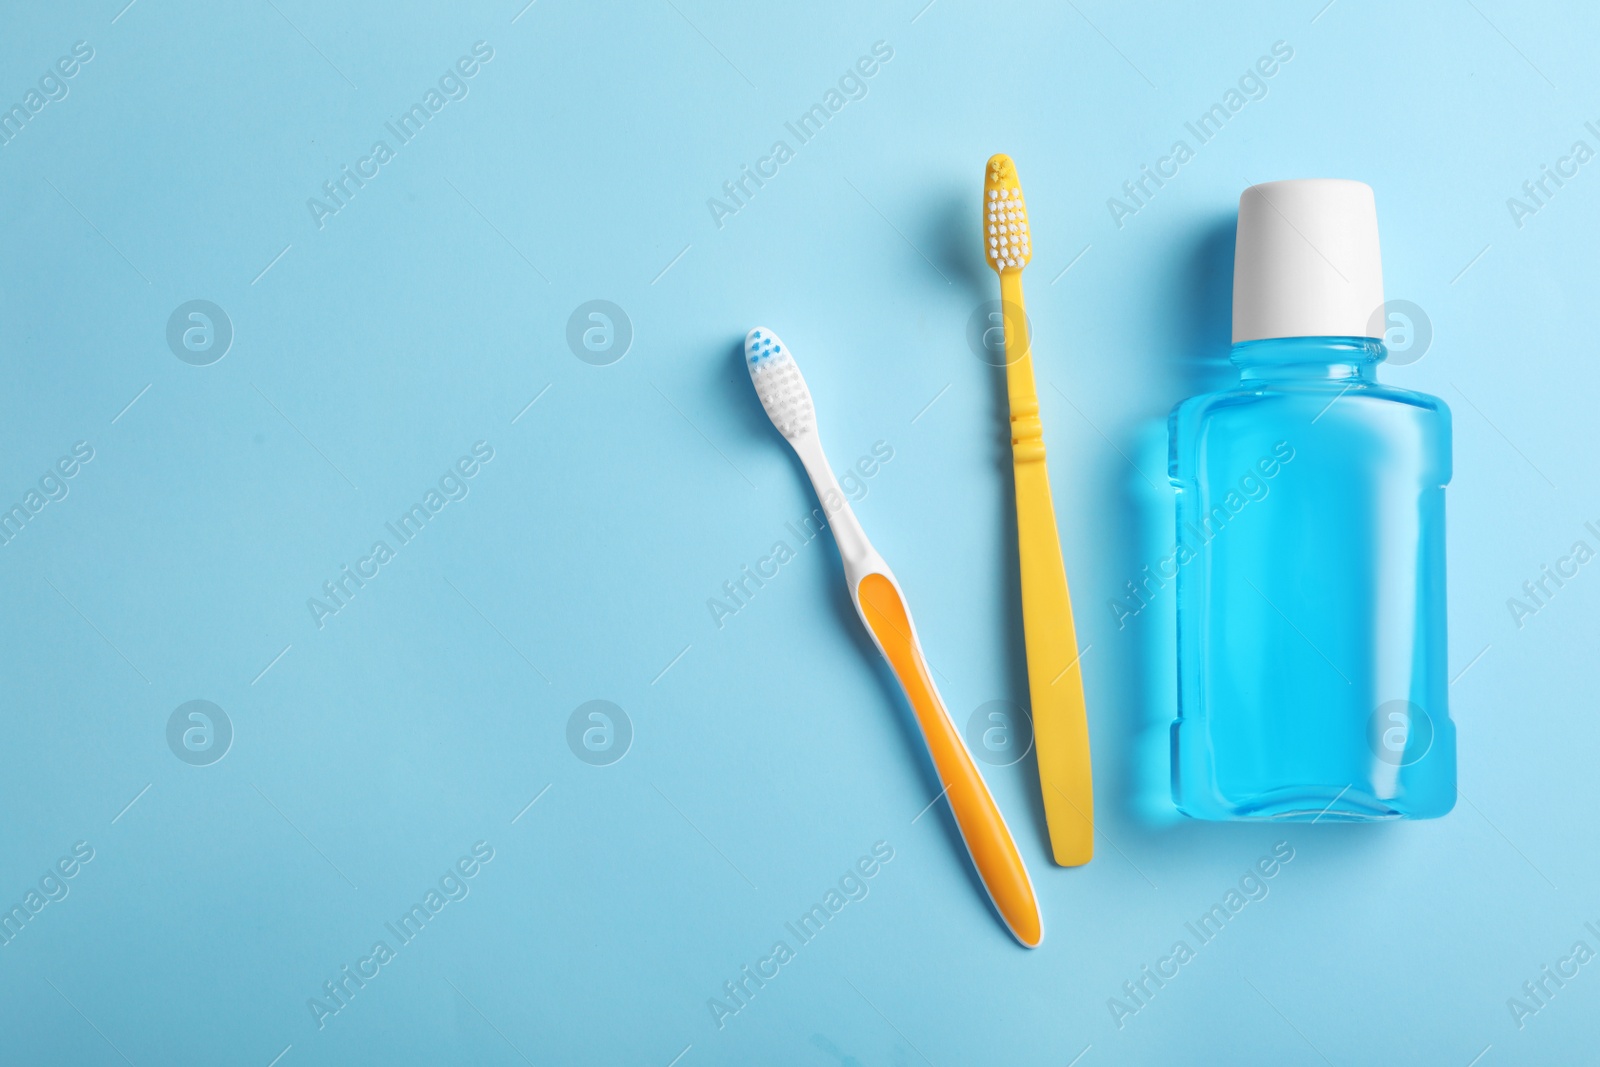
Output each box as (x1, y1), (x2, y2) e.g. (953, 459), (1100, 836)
(1169, 380), (1452, 483)
(1171, 380), (1452, 431)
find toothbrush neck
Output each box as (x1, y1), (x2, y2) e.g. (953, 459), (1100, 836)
(792, 433), (878, 573)
(1000, 271), (1045, 465)
(1233, 336), (1385, 383)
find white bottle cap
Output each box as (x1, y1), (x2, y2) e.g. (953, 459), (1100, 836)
(1232, 179), (1385, 344)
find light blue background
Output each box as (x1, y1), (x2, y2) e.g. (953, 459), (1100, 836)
(2, 1), (1596, 1064)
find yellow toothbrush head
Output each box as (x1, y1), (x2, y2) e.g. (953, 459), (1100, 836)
(983, 154), (1031, 274)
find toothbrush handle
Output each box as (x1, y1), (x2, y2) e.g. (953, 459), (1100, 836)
(1001, 271), (1095, 868)
(856, 572), (1043, 949)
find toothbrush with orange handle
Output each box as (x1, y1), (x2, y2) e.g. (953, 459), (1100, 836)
(983, 154), (1095, 867)
(744, 326), (1042, 948)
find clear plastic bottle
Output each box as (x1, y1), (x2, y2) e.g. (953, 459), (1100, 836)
(1169, 180), (1455, 821)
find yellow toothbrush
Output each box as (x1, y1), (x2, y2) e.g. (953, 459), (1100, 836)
(983, 153), (1094, 867)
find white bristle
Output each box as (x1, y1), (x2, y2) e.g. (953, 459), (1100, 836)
(985, 187), (1029, 267)
(744, 328), (815, 441)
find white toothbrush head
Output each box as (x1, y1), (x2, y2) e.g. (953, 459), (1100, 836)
(744, 327), (816, 441)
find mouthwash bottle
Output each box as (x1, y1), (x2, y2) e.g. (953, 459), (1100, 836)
(1169, 179), (1455, 820)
